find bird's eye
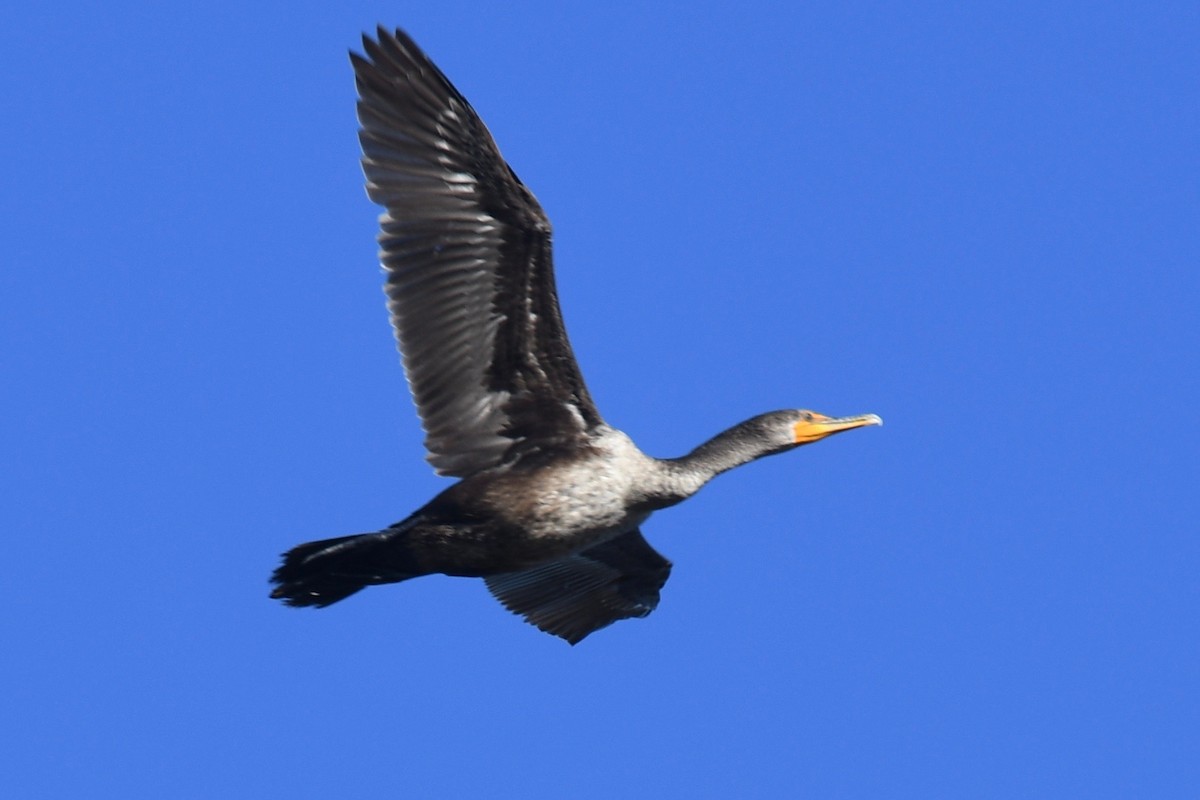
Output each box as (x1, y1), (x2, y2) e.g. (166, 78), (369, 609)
(802, 412), (814, 422)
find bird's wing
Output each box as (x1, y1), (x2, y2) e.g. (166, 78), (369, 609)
(353, 28), (602, 478)
(484, 529), (672, 644)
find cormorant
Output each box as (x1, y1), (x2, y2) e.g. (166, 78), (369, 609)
(270, 28), (881, 644)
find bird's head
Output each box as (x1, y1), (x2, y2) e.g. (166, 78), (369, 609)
(716, 409), (882, 461)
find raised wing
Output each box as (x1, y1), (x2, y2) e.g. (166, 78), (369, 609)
(353, 28), (603, 477)
(484, 529), (672, 644)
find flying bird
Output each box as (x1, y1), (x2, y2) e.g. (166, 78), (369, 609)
(270, 28), (882, 644)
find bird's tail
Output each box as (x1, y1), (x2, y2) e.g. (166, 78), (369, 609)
(269, 525), (424, 608)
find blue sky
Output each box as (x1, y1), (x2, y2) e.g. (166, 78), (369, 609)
(3, 2), (1197, 797)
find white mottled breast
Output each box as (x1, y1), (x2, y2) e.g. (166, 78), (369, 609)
(500, 426), (657, 545)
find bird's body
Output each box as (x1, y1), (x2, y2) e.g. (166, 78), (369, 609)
(401, 427), (666, 576)
(270, 28), (881, 644)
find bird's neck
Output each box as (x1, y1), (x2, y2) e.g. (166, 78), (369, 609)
(645, 420), (790, 506)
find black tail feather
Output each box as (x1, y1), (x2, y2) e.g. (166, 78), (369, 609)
(269, 528), (422, 608)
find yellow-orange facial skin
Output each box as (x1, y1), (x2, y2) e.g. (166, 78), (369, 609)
(792, 411), (883, 445)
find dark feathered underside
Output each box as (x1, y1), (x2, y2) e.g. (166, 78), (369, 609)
(354, 28), (602, 477)
(485, 529), (672, 644)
